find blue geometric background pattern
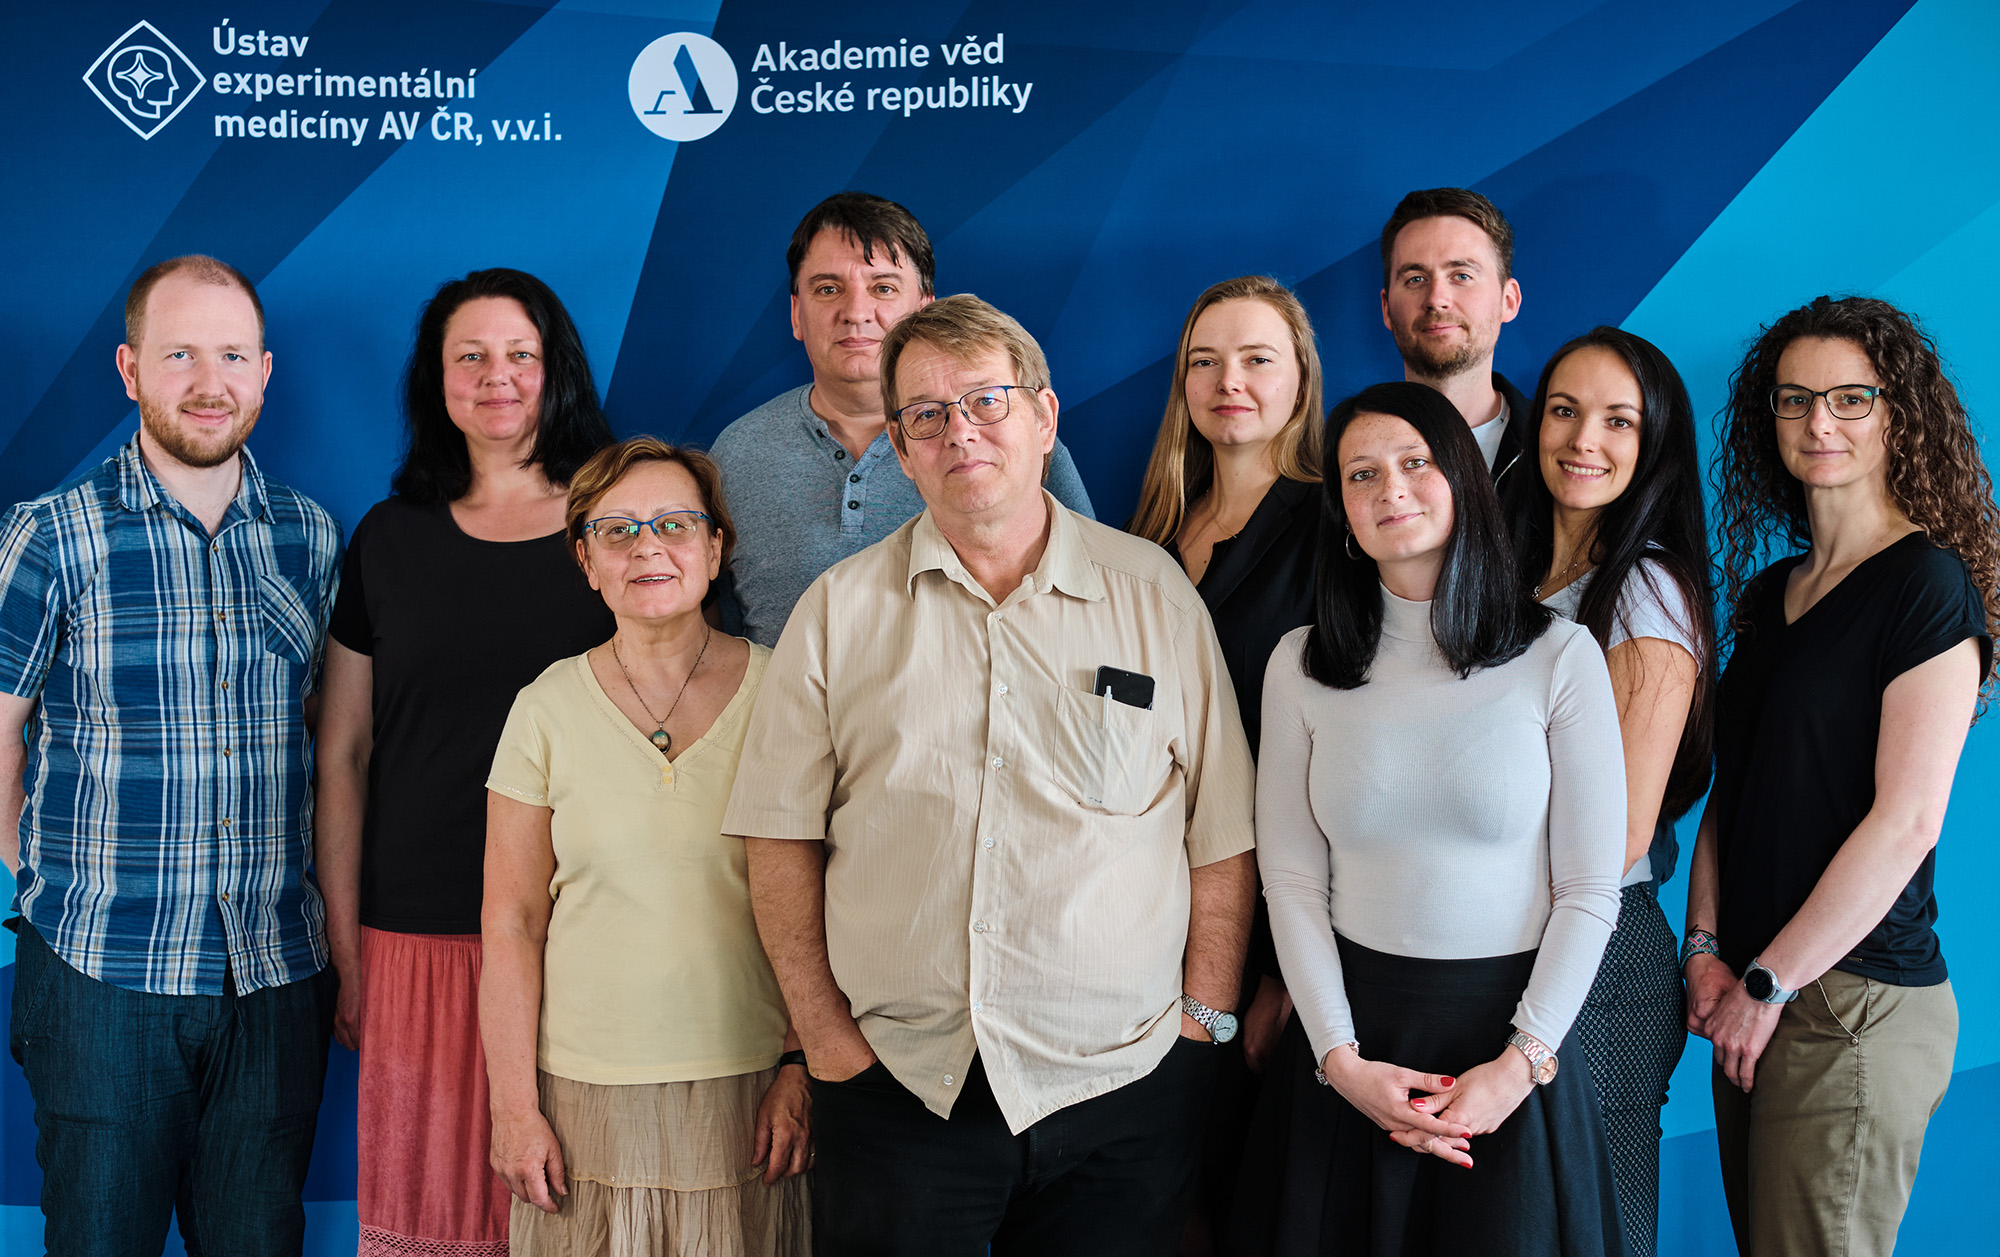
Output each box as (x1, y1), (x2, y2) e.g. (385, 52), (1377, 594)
(2, 1), (1995, 1251)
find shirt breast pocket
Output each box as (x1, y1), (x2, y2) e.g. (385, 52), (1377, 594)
(257, 572), (319, 667)
(1051, 684), (1168, 816)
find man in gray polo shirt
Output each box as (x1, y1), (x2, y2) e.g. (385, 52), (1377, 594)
(711, 192), (1094, 645)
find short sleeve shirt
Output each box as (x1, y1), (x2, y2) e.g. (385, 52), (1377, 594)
(1542, 557), (1701, 888)
(722, 497), (1256, 1133)
(0, 441), (341, 995)
(328, 497), (613, 934)
(488, 646), (788, 1084)
(1710, 535), (1988, 985)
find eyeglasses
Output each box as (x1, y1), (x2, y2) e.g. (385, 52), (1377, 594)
(583, 511), (712, 549)
(1769, 384), (1885, 421)
(893, 385), (1023, 441)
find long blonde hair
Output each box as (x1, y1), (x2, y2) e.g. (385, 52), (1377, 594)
(1129, 276), (1324, 547)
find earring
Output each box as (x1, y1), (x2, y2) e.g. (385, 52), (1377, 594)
(1344, 528), (1361, 561)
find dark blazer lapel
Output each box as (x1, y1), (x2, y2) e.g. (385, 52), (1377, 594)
(1198, 477), (1317, 609)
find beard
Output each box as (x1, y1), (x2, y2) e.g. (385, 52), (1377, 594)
(1392, 316), (1489, 381)
(139, 394), (258, 470)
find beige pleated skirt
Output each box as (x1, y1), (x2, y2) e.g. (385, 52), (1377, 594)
(509, 1067), (810, 1257)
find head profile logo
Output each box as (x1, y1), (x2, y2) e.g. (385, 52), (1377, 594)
(84, 20), (205, 139)
(629, 32), (737, 142)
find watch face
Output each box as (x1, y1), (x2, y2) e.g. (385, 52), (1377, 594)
(1534, 1053), (1558, 1084)
(1744, 967), (1776, 1001)
(1210, 1012), (1239, 1044)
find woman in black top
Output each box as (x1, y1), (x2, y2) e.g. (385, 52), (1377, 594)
(1687, 296), (1997, 1256)
(1128, 275), (1321, 1252)
(314, 269), (615, 1255)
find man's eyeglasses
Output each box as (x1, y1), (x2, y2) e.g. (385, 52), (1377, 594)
(583, 511), (712, 549)
(894, 385), (1023, 441)
(1769, 384), (1885, 421)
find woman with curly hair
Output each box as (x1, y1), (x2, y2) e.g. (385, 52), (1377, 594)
(1687, 295), (1997, 1256)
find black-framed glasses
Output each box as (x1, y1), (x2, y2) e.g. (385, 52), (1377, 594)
(894, 385), (1023, 441)
(1769, 384), (1885, 421)
(583, 510), (712, 549)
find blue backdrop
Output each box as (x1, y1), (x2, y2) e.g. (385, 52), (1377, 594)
(4, 1), (1997, 1252)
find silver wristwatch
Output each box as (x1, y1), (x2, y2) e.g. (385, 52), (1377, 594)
(1743, 957), (1799, 1005)
(1506, 1031), (1559, 1085)
(1180, 994), (1239, 1044)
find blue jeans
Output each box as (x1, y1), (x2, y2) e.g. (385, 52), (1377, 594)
(8, 919), (335, 1257)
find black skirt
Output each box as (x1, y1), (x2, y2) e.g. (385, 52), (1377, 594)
(1258, 935), (1630, 1257)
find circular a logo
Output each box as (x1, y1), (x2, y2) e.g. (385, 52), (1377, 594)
(629, 33), (737, 142)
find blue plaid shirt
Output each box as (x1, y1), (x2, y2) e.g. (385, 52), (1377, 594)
(0, 440), (342, 995)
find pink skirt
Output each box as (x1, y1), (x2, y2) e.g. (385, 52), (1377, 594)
(357, 927), (513, 1257)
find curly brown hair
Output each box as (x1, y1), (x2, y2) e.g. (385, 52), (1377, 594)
(1716, 295), (2000, 690)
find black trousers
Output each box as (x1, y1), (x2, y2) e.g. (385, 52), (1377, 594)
(810, 1038), (1219, 1256)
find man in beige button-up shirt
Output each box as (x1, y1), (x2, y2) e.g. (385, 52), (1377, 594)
(726, 295), (1257, 1256)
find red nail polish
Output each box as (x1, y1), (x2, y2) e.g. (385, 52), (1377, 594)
(1440, 1076), (1456, 1087)
(1412, 1099), (1426, 1109)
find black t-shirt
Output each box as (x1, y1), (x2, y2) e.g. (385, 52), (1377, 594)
(329, 497), (614, 933)
(1711, 534), (1988, 985)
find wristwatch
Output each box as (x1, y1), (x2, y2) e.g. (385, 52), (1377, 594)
(1180, 994), (1239, 1044)
(1506, 1031), (1559, 1085)
(1742, 958), (1799, 1004)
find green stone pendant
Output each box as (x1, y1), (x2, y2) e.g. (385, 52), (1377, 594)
(649, 727), (672, 754)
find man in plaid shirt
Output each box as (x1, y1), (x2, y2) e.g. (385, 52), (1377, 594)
(0, 256), (343, 1256)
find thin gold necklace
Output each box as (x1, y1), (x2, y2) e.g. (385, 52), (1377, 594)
(1534, 549), (1593, 601)
(612, 624), (712, 755)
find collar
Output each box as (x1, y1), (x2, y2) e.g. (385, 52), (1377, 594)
(906, 491), (1106, 603)
(1380, 585), (1434, 643)
(116, 437), (268, 523)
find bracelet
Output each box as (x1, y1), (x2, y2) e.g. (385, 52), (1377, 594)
(1312, 1041), (1359, 1087)
(777, 1049), (808, 1071)
(1681, 929), (1721, 969)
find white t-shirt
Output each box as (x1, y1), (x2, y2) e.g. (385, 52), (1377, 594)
(1471, 395), (1511, 471)
(1541, 557), (1700, 886)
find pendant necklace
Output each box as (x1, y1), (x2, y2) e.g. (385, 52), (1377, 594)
(612, 623), (713, 755)
(1534, 548), (1593, 602)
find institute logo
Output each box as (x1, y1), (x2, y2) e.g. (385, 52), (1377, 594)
(83, 20), (206, 139)
(628, 32), (737, 141)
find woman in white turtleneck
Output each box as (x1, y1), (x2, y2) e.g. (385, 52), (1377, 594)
(1255, 381), (1631, 1256)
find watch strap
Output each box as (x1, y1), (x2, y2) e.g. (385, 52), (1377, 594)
(777, 1049), (808, 1070)
(1179, 994), (1231, 1034)
(1506, 1031), (1558, 1084)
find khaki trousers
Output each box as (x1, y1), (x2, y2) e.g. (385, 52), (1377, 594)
(1712, 970), (1956, 1257)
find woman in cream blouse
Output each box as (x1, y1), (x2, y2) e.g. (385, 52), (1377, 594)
(481, 437), (809, 1256)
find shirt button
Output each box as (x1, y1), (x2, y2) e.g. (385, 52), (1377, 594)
(990, 756), (1003, 769)
(215, 611), (227, 622)
(833, 450), (846, 460)
(983, 838), (994, 849)
(848, 500), (860, 509)
(993, 612), (1004, 622)
(996, 683), (1008, 695)
(220, 681), (229, 690)
(221, 748), (232, 757)
(972, 1001), (983, 1011)
(220, 892), (230, 902)
(849, 474), (861, 484)
(943, 1075), (954, 1086)
(972, 920), (988, 933)
(220, 818), (232, 827)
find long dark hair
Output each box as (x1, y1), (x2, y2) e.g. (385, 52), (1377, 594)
(391, 268), (614, 504)
(1716, 296), (2000, 693)
(1512, 327), (1717, 821)
(1306, 381), (1550, 689)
